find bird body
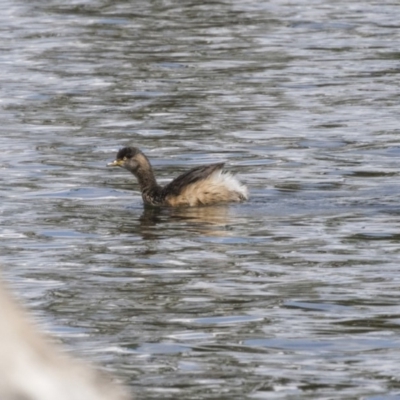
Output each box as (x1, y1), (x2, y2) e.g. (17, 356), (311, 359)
(108, 147), (248, 207)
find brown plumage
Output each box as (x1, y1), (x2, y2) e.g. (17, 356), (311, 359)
(107, 147), (248, 207)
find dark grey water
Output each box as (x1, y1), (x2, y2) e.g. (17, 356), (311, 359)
(1, 0), (400, 398)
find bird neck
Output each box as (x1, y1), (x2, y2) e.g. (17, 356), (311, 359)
(134, 166), (158, 192)
(135, 167), (165, 206)
(125, 152), (164, 203)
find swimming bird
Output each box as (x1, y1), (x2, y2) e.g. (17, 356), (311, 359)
(107, 147), (248, 207)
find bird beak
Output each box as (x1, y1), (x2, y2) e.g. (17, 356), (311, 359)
(107, 160), (122, 167)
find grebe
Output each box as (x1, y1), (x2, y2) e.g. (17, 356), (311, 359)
(108, 147), (248, 207)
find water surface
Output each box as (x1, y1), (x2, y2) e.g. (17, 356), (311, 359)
(1, 0), (400, 398)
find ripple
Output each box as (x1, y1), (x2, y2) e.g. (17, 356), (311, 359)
(1, 0), (400, 399)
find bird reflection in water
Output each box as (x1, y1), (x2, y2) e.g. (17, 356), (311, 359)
(135, 205), (239, 239)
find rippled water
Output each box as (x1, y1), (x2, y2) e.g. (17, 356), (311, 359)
(1, 0), (400, 398)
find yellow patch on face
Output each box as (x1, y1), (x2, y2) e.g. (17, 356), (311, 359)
(107, 159), (124, 167)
